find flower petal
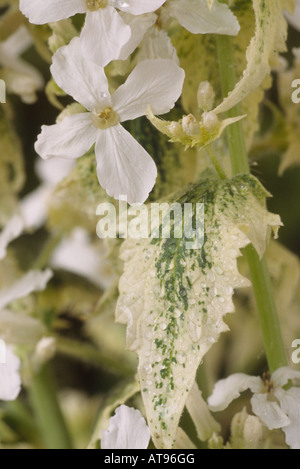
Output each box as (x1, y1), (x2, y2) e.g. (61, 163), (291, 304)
(208, 374), (263, 411)
(138, 27), (179, 64)
(168, 0), (240, 36)
(80, 9), (131, 67)
(95, 124), (157, 204)
(51, 228), (106, 288)
(0, 345), (21, 401)
(113, 59), (184, 122)
(275, 387), (300, 449)
(101, 405), (150, 449)
(117, 13), (157, 61)
(19, 0), (86, 24)
(35, 113), (97, 160)
(272, 367), (300, 387)
(0, 269), (53, 311)
(112, 0), (166, 15)
(51, 37), (111, 110)
(251, 393), (290, 430)
(0, 215), (24, 261)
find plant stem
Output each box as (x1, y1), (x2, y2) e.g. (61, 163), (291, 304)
(29, 365), (73, 449)
(206, 146), (227, 180)
(216, 33), (288, 372)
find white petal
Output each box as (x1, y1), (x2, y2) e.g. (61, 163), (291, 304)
(111, 0), (166, 15)
(285, 1), (300, 31)
(117, 13), (157, 61)
(51, 37), (111, 110)
(95, 125), (157, 205)
(0, 345), (21, 401)
(0, 215), (24, 261)
(208, 374), (263, 412)
(168, 0), (240, 36)
(138, 27), (180, 64)
(0, 269), (53, 311)
(36, 158), (76, 186)
(80, 9), (131, 67)
(19, 0), (86, 24)
(251, 393), (290, 430)
(272, 367), (300, 388)
(19, 186), (51, 230)
(275, 387), (300, 449)
(101, 405), (150, 449)
(1, 26), (33, 57)
(35, 113), (97, 160)
(113, 59), (185, 121)
(51, 228), (105, 288)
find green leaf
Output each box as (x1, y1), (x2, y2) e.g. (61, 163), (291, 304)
(214, 0), (288, 115)
(116, 175), (281, 448)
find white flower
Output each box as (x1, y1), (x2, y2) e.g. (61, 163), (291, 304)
(19, 0), (167, 66)
(164, 0), (240, 36)
(0, 265), (53, 400)
(208, 367), (300, 449)
(117, 0), (240, 64)
(0, 343), (21, 401)
(0, 215), (24, 261)
(20, 158), (75, 230)
(35, 38), (185, 204)
(0, 26), (43, 103)
(101, 405), (150, 449)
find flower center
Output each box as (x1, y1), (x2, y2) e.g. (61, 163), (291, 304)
(262, 372), (274, 393)
(92, 107), (120, 130)
(86, 0), (107, 12)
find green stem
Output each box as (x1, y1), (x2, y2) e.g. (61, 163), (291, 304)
(206, 146), (227, 180)
(216, 34), (288, 372)
(29, 365), (73, 449)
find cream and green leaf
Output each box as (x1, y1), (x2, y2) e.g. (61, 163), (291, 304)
(116, 175), (281, 448)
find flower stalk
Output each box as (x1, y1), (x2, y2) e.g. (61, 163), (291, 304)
(216, 32), (288, 372)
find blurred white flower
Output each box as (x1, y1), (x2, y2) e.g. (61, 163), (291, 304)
(35, 38), (184, 204)
(0, 26), (43, 103)
(117, 0), (240, 64)
(0, 343), (21, 401)
(20, 158), (75, 230)
(285, 0), (300, 31)
(101, 405), (150, 449)
(51, 227), (114, 289)
(19, 0), (167, 66)
(0, 215), (24, 261)
(208, 367), (300, 449)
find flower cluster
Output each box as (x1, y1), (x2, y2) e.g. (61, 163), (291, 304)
(19, 0), (240, 204)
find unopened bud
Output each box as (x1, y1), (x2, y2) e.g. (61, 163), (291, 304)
(197, 81), (215, 112)
(182, 114), (200, 136)
(202, 111), (219, 131)
(168, 121), (183, 137)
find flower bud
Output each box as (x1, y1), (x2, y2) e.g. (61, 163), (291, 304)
(202, 111), (219, 132)
(197, 81), (215, 112)
(182, 114), (200, 136)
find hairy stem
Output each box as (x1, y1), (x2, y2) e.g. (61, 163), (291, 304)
(216, 33), (288, 372)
